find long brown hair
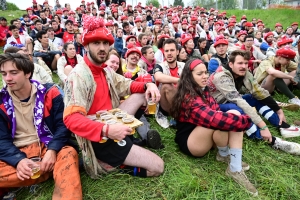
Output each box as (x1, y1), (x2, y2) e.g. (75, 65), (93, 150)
(170, 58), (207, 119)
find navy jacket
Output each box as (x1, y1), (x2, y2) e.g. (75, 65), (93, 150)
(0, 83), (77, 167)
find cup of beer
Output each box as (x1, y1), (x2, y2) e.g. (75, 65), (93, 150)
(147, 98), (156, 114)
(29, 157), (41, 179)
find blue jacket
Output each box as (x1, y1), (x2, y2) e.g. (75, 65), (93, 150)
(0, 83), (77, 167)
(114, 37), (123, 56)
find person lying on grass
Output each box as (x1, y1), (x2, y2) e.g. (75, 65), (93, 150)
(0, 53), (82, 199)
(170, 58), (258, 196)
(207, 49), (300, 151)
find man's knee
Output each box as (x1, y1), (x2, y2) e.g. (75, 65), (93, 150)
(57, 146), (79, 162)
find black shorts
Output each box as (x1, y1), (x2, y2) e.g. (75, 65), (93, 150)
(91, 136), (133, 167)
(175, 122), (197, 157)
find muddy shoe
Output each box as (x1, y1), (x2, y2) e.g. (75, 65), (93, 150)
(276, 101), (300, 111)
(147, 130), (164, 149)
(225, 167), (258, 196)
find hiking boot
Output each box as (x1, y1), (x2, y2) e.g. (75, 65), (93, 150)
(276, 101), (300, 111)
(216, 153), (250, 171)
(272, 137), (300, 155)
(155, 109), (169, 128)
(288, 97), (300, 106)
(280, 125), (300, 138)
(225, 167), (258, 196)
(147, 130), (164, 149)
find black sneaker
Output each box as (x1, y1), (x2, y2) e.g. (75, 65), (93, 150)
(147, 130), (164, 149)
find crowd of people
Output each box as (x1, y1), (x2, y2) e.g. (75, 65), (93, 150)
(0, 0), (300, 198)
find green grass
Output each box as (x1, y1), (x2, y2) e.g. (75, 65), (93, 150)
(0, 8), (300, 200)
(223, 9), (300, 30)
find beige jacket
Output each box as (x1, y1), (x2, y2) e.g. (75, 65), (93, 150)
(63, 59), (133, 179)
(254, 56), (298, 84)
(208, 66), (270, 125)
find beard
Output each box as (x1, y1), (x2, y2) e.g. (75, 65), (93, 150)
(166, 57), (176, 64)
(89, 50), (108, 65)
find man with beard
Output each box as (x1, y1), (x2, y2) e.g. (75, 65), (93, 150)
(207, 50), (300, 155)
(63, 15), (164, 178)
(261, 32), (275, 49)
(273, 23), (284, 38)
(153, 38), (185, 128)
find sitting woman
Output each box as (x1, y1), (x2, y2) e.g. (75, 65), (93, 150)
(177, 46), (187, 62)
(170, 58), (258, 196)
(57, 42), (83, 84)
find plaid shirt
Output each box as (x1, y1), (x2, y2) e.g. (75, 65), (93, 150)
(178, 89), (252, 132)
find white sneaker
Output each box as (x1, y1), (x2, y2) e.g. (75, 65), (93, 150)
(288, 97), (300, 106)
(155, 109), (170, 129)
(280, 125), (300, 138)
(272, 137), (300, 155)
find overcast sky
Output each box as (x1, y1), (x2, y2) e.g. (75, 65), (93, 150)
(8, 0), (178, 10)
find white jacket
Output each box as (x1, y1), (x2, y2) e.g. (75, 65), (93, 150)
(57, 54), (84, 83)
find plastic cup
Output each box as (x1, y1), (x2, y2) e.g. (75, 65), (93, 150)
(29, 157), (41, 179)
(147, 98), (156, 114)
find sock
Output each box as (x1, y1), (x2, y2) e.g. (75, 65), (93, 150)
(119, 165), (147, 177)
(134, 108), (144, 119)
(217, 146), (229, 157)
(257, 106), (279, 127)
(229, 148), (242, 172)
(274, 78), (295, 99)
(245, 123), (258, 136)
(279, 121), (290, 128)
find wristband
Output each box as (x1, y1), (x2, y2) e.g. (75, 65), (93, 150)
(260, 125), (268, 130)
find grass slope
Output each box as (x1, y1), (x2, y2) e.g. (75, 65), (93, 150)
(223, 9), (300, 30)
(0, 8), (300, 200)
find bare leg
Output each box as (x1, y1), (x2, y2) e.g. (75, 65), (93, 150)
(261, 74), (276, 93)
(119, 93), (146, 115)
(159, 83), (177, 113)
(26, 38), (33, 54)
(51, 54), (60, 70)
(64, 65), (73, 76)
(123, 144), (164, 177)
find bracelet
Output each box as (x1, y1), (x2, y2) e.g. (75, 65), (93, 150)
(260, 125), (268, 130)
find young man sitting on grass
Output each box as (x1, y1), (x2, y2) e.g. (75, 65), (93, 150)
(63, 15), (164, 178)
(208, 50), (300, 151)
(0, 53), (82, 199)
(254, 46), (300, 107)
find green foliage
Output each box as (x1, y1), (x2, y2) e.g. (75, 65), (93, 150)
(6, 2), (20, 11)
(174, 0), (184, 7)
(146, 0), (160, 8)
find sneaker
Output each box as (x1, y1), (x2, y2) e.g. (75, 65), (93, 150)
(280, 125), (300, 138)
(216, 153), (250, 171)
(225, 167), (258, 196)
(155, 109), (170, 128)
(288, 97), (300, 106)
(147, 130), (164, 149)
(276, 101), (300, 111)
(272, 137), (300, 155)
